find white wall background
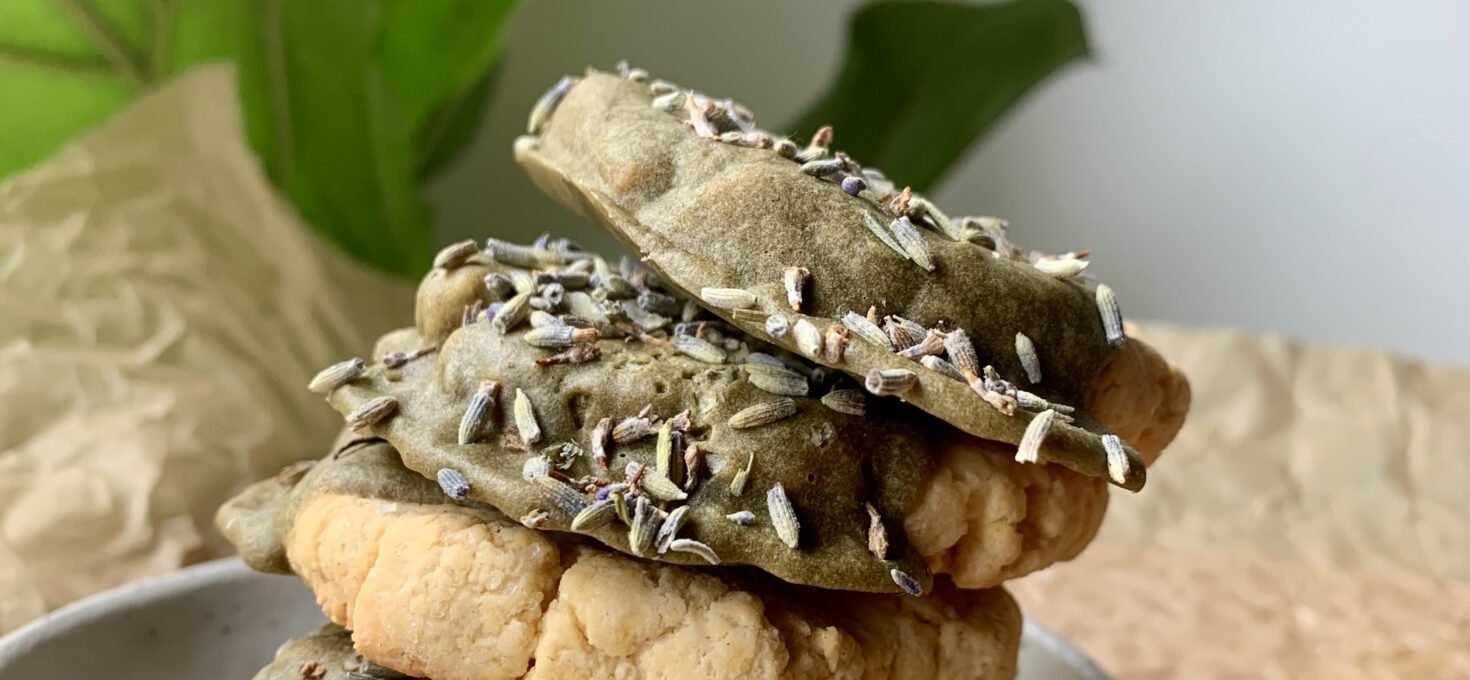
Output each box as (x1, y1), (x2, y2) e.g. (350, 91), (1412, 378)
(429, 0), (1470, 363)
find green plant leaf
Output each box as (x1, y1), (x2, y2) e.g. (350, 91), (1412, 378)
(788, 0), (1088, 192)
(168, 1), (283, 182)
(270, 0), (433, 276)
(375, 0), (516, 131)
(0, 0), (518, 277)
(0, 1), (139, 174)
(413, 64), (500, 181)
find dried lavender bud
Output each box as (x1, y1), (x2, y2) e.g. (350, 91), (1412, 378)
(766, 483), (800, 549)
(528, 75), (575, 134)
(308, 358), (365, 394)
(746, 363), (809, 397)
(890, 568), (923, 596)
(457, 380), (500, 445)
(492, 292), (532, 334)
(523, 325), (601, 348)
(861, 212), (909, 258)
(865, 369), (917, 396)
(570, 498), (618, 531)
(728, 398), (798, 429)
(842, 312), (892, 351)
(541, 282), (566, 308)
(484, 273), (515, 299)
(765, 313), (790, 338)
(793, 319), (823, 358)
(897, 329), (946, 360)
(514, 388), (542, 444)
(433, 239), (478, 269)
(436, 468), (470, 500)
(699, 287), (757, 309)
(889, 216), (935, 271)
(916, 355), (962, 382)
(1015, 409), (1057, 464)
(943, 328), (980, 380)
(820, 389), (866, 416)
(1096, 284), (1127, 347)
(1015, 332), (1042, 383)
(1035, 256), (1089, 278)
(668, 538), (720, 564)
(345, 396), (398, 430)
(801, 158), (846, 177)
(637, 289), (681, 316)
(671, 333), (727, 364)
(1102, 434), (1131, 485)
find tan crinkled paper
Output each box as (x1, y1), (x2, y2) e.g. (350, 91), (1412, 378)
(0, 66), (414, 633)
(1012, 322), (1470, 678)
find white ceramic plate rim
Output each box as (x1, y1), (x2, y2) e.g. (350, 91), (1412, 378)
(1, 558), (1112, 679)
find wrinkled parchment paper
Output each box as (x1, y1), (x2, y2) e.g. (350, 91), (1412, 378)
(0, 66), (414, 633)
(1012, 322), (1470, 679)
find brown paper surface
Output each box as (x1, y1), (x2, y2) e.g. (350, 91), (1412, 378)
(0, 66), (414, 633)
(1012, 543), (1470, 679)
(1012, 322), (1470, 678)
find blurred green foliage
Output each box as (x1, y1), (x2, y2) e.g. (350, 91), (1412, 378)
(791, 0), (1087, 192)
(0, 0), (517, 278)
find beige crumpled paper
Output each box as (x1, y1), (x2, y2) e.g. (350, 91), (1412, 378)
(1012, 322), (1470, 679)
(0, 66), (414, 633)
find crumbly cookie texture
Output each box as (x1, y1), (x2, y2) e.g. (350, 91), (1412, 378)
(906, 436), (1110, 589)
(1085, 321), (1191, 464)
(289, 494), (560, 680)
(286, 493), (1020, 680)
(905, 324), (1186, 588)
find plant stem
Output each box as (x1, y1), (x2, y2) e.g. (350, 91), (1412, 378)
(261, 0), (293, 184)
(52, 0), (149, 87)
(147, 0), (179, 80)
(0, 42), (113, 77)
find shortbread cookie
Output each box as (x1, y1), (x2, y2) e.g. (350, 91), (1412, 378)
(221, 442), (1023, 680)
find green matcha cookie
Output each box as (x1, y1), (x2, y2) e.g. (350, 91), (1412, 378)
(312, 249), (935, 594)
(515, 69), (1147, 490)
(251, 624), (412, 680)
(217, 431), (489, 576)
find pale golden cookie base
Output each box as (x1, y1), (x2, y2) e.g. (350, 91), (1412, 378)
(287, 494), (1022, 680)
(906, 439), (1109, 590)
(1086, 325), (1191, 465)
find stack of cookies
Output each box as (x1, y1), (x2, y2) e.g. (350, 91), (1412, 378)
(226, 67), (1190, 680)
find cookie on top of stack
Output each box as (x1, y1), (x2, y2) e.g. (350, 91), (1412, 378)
(230, 63), (1189, 680)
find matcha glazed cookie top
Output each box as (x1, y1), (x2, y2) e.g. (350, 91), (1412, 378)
(515, 67), (1147, 491)
(312, 247), (935, 594)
